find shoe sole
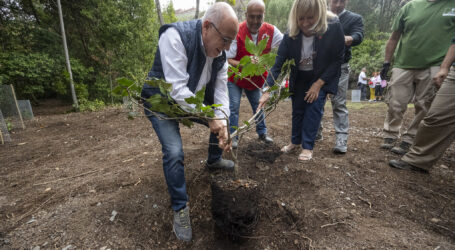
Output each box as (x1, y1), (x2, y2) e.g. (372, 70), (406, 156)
(390, 148), (407, 155)
(333, 148), (347, 154)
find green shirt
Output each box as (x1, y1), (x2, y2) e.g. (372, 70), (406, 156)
(392, 0), (455, 69)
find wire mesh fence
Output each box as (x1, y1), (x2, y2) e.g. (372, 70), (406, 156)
(0, 85), (25, 130)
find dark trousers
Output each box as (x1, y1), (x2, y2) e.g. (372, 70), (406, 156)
(358, 83), (367, 100)
(141, 84), (222, 211)
(291, 71), (327, 150)
(375, 85), (383, 96)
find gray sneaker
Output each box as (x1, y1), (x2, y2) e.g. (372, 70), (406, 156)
(206, 158), (235, 171)
(173, 206), (192, 242)
(333, 138), (347, 154)
(232, 138), (238, 149)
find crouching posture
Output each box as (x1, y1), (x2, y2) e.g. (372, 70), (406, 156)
(141, 3), (238, 241)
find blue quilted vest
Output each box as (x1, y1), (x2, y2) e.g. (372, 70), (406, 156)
(144, 20), (226, 105)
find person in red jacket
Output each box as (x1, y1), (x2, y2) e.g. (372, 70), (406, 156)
(226, 0), (283, 148)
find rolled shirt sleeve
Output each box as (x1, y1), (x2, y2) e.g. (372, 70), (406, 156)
(271, 26), (283, 49)
(213, 61), (230, 125)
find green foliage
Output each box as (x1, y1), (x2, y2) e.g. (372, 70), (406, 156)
(350, 32), (389, 80)
(78, 99), (106, 112)
(113, 77), (220, 128)
(163, 1), (178, 23)
(0, 0), (164, 107)
(265, 0), (294, 32)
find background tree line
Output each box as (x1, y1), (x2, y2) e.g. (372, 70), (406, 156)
(0, 0), (409, 109)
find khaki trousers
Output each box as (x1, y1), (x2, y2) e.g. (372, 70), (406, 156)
(383, 66), (440, 143)
(402, 67), (455, 170)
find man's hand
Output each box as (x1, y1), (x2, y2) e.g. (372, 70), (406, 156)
(380, 62), (390, 80)
(304, 79), (324, 103)
(433, 68), (449, 88)
(208, 120), (231, 151)
(345, 36), (354, 46)
(256, 91), (270, 112)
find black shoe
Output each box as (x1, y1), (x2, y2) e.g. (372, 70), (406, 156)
(206, 158), (234, 171)
(380, 138), (396, 149)
(259, 134), (273, 143)
(389, 160), (429, 174)
(391, 141), (411, 155)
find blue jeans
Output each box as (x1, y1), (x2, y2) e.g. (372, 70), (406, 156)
(141, 84), (222, 211)
(291, 71), (327, 150)
(227, 82), (267, 137)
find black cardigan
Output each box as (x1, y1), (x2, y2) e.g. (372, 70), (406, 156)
(266, 18), (345, 95)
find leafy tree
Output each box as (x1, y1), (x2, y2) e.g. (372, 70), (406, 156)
(265, 0), (293, 32)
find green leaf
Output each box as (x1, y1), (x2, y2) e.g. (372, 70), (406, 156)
(239, 55), (252, 66)
(181, 119), (193, 128)
(245, 36), (257, 55)
(243, 121), (250, 126)
(232, 126), (238, 130)
(257, 36), (269, 56)
(211, 104), (222, 108)
(117, 77), (134, 87)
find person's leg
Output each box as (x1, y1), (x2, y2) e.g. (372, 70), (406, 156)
(244, 88), (267, 136)
(369, 87), (375, 101)
(291, 95), (305, 145)
(142, 85), (188, 212)
(301, 90), (327, 150)
(401, 67), (455, 171)
(147, 114), (188, 212)
(401, 66), (439, 144)
(227, 82), (242, 137)
(382, 68), (415, 143)
(331, 64), (349, 151)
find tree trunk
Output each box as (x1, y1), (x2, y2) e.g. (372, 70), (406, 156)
(194, 0), (200, 19)
(154, 0), (164, 26)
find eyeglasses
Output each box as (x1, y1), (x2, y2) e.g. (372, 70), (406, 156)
(210, 22), (234, 46)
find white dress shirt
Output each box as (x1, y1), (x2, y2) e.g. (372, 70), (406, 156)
(158, 27), (230, 124)
(226, 25), (283, 59)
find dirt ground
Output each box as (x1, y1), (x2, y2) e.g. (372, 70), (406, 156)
(1, 98), (454, 249)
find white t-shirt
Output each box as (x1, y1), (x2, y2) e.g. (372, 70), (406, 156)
(358, 71), (367, 85)
(226, 25), (283, 59)
(299, 34), (314, 71)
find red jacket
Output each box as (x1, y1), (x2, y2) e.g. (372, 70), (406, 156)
(228, 21), (274, 90)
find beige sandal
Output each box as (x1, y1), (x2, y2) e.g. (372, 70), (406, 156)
(298, 150), (313, 161)
(281, 144), (299, 153)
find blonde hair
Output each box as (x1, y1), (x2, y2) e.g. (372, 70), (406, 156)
(287, 0), (336, 38)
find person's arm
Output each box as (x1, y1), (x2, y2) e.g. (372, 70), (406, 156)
(433, 43), (455, 87)
(208, 61), (231, 150)
(213, 62), (230, 125)
(384, 31), (401, 63)
(226, 39), (238, 66)
(313, 21), (345, 103)
(159, 28), (198, 109)
(256, 34), (290, 111)
(271, 26), (284, 49)
(346, 15), (364, 47)
(380, 31), (401, 80)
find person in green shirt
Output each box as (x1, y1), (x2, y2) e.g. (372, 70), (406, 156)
(379, 0), (455, 155)
(389, 36), (455, 174)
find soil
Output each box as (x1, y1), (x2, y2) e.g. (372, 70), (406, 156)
(1, 98), (454, 249)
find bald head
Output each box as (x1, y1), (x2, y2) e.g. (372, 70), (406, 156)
(246, 0), (265, 34)
(247, 0), (265, 10)
(202, 2), (239, 57)
(203, 2), (237, 27)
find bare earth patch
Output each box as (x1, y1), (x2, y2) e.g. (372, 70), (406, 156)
(1, 99), (454, 249)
